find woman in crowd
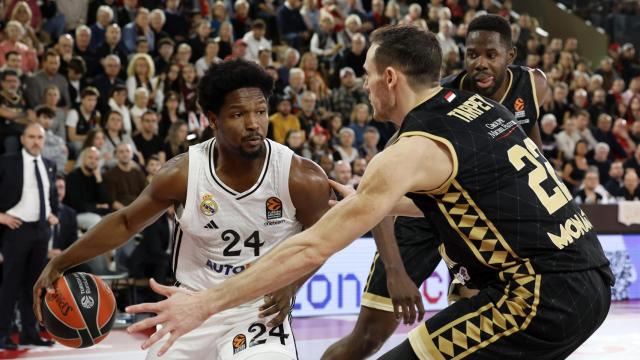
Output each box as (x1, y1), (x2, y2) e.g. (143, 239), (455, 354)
(195, 39), (221, 78)
(42, 85), (67, 140)
(215, 21), (234, 60)
(108, 85), (133, 135)
(130, 87), (150, 131)
(159, 91), (186, 141)
(126, 53), (156, 106)
(163, 121), (189, 160)
(102, 110), (141, 167)
(76, 128), (111, 171)
(332, 127), (359, 163)
(562, 139), (590, 193)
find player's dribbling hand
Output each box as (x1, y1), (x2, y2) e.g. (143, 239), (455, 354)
(125, 279), (209, 357)
(33, 261), (64, 324)
(259, 285), (295, 327)
(387, 268), (425, 325)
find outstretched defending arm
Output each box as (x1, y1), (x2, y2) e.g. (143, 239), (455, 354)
(126, 135), (454, 356)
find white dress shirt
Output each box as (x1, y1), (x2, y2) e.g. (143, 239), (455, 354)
(6, 149), (52, 222)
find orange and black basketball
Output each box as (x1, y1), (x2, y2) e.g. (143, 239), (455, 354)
(266, 197), (282, 211)
(40, 272), (116, 348)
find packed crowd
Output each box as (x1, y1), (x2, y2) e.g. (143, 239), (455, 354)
(0, 0), (640, 287)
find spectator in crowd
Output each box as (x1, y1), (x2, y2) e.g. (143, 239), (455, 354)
(349, 103), (371, 147)
(74, 26), (97, 77)
(284, 67), (306, 111)
(332, 66), (368, 121)
(38, 106), (67, 172)
(243, 20), (272, 63)
(590, 142), (612, 185)
(158, 91), (186, 140)
(196, 39), (221, 78)
(231, 0), (252, 40)
(544, 82), (570, 125)
(339, 33), (367, 78)
(24, 49), (70, 109)
(556, 116), (581, 160)
(130, 87), (150, 130)
(594, 113), (627, 159)
(540, 113), (559, 165)
(333, 127), (358, 163)
(575, 167), (606, 204)
(588, 88), (608, 121)
(270, 97), (301, 144)
(92, 55), (125, 115)
(215, 21), (234, 60)
(301, 0), (322, 33)
(318, 153), (334, 177)
(126, 53), (156, 106)
(76, 128), (111, 171)
(104, 143), (146, 211)
(285, 130), (312, 158)
(367, 0), (390, 29)
(41, 85), (66, 141)
(67, 57), (88, 109)
(224, 39), (248, 61)
(95, 24), (129, 72)
(308, 124), (331, 161)
(116, 0), (138, 28)
(180, 64), (199, 112)
(278, 47), (300, 87)
(310, 14), (342, 71)
(341, 14), (364, 49)
(0, 51), (24, 78)
(66, 87), (101, 153)
(0, 123), (57, 350)
(154, 38), (175, 76)
(624, 146), (640, 176)
(605, 160), (625, 196)
(163, 0), (189, 42)
(188, 20), (213, 63)
(358, 126), (380, 161)
(334, 160), (355, 190)
(48, 175), (85, 270)
(0, 21), (38, 75)
(89, 5), (115, 50)
(627, 96), (640, 125)
(277, 0), (311, 49)
(351, 157), (367, 187)
(617, 168), (640, 201)
(162, 120), (188, 160)
(108, 85), (132, 135)
(562, 139), (589, 193)
(133, 111), (165, 164)
(298, 91), (320, 135)
(575, 110), (598, 150)
(0, 70), (32, 153)
(437, 19), (458, 62)
(101, 110), (140, 168)
(54, 35), (74, 76)
(611, 118), (636, 157)
(64, 146), (110, 230)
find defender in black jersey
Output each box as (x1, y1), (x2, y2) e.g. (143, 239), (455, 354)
(323, 15), (550, 360)
(122, 25), (612, 360)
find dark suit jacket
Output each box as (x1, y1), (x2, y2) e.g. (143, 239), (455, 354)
(0, 152), (59, 221)
(53, 203), (77, 250)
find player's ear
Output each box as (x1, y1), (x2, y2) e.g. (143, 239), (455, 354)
(384, 66), (398, 90)
(207, 111), (219, 130)
(507, 46), (517, 65)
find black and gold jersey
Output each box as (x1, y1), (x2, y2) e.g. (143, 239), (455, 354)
(441, 65), (541, 136)
(398, 87), (610, 289)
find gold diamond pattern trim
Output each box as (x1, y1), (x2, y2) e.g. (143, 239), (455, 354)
(426, 275), (541, 359)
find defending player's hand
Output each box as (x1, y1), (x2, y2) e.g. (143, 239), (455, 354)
(327, 179), (356, 206)
(126, 279), (209, 357)
(259, 284), (295, 327)
(386, 268), (425, 325)
(33, 260), (64, 324)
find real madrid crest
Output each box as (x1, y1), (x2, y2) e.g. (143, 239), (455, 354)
(200, 194), (219, 216)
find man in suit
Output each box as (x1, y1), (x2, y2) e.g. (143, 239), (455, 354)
(0, 123), (58, 349)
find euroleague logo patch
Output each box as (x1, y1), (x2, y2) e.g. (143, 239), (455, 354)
(266, 197), (283, 220)
(80, 295), (95, 309)
(232, 334), (247, 354)
(200, 194), (219, 216)
(514, 97), (525, 112)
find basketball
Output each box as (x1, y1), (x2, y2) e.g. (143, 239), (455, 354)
(40, 272), (116, 348)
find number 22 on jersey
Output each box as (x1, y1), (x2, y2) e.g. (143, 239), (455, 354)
(508, 138), (573, 215)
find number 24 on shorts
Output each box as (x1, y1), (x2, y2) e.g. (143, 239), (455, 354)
(232, 322), (289, 354)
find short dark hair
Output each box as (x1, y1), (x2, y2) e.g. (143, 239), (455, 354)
(1, 70), (19, 80)
(252, 19), (266, 30)
(81, 86), (100, 98)
(148, 155), (160, 162)
(109, 84), (127, 98)
(369, 25), (442, 89)
(36, 106), (56, 118)
(68, 56), (86, 74)
(4, 51), (19, 60)
(45, 49), (60, 60)
(198, 59), (274, 115)
(467, 14), (513, 48)
(158, 37), (175, 48)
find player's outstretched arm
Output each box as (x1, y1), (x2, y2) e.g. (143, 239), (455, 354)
(125, 135), (454, 356)
(33, 154), (189, 323)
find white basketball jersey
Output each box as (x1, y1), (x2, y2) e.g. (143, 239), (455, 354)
(172, 138), (302, 305)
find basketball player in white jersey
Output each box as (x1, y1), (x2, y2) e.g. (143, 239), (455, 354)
(33, 59), (331, 359)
